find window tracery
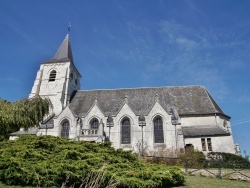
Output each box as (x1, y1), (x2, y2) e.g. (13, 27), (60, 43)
(90, 118), (99, 129)
(61, 120), (70, 138)
(121, 117), (131, 144)
(154, 116), (164, 143)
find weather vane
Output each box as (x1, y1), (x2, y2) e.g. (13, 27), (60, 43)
(68, 22), (71, 33)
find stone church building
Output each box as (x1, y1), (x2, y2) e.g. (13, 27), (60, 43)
(11, 34), (237, 155)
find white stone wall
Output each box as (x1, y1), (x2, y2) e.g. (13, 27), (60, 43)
(181, 115), (231, 129)
(184, 135), (235, 154)
(37, 106), (77, 138)
(29, 62), (80, 115)
(62, 101), (179, 153)
(181, 116), (217, 126)
(37, 102), (236, 155)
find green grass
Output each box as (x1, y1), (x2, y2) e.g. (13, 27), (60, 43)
(1, 176), (250, 188)
(175, 175), (250, 188)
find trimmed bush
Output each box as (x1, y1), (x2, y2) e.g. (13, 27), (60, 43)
(207, 152), (250, 169)
(0, 136), (185, 187)
(178, 150), (206, 168)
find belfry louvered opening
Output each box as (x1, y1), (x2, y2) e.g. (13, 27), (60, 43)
(49, 70), (57, 82)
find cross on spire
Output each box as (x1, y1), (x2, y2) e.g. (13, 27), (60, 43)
(68, 22), (71, 33)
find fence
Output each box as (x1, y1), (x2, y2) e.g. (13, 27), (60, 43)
(146, 156), (250, 181)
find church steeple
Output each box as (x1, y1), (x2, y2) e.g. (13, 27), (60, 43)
(30, 34), (81, 115)
(43, 34), (74, 64)
(52, 34), (73, 63)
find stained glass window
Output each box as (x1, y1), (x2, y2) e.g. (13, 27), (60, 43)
(154, 116), (164, 143)
(61, 120), (70, 138)
(121, 118), (131, 144)
(90, 118), (99, 129)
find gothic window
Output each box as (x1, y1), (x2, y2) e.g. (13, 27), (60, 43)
(61, 120), (70, 138)
(75, 79), (77, 85)
(49, 70), (57, 82)
(70, 73), (73, 80)
(121, 117), (131, 144)
(154, 116), (164, 143)
(90, 118), (99, 129)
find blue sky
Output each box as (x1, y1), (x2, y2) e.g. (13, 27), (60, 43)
(0, 0), (249, 156)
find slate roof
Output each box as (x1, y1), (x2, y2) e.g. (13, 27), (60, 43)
(182, 125), (230, 138)
(42, 34), (74, 64)
(40, 116), (54, 129)
(10, 127), (38, 135)
(69, 86), (228, 118)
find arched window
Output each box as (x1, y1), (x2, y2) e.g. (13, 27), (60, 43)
(49, 70), (57, 82)
(90, 118), (99, 129)
(61, 120), (70, 138)
(121, 117), (131, 144)
(154, 116), (164, 143)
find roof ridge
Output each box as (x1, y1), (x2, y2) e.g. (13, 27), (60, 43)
(70, 86), (229, 117)
(77, 85), (205, 92)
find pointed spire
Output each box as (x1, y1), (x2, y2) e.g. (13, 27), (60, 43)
(43, 34), (74, 64)
(52, 34), (74, 63)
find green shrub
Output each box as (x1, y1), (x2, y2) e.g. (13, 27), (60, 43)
(0, 136), (185, 187)
(179, 150), (206, 168)
(207, 152), (250, 168)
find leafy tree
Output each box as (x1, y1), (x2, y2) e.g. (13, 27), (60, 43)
(243, 150), (249, 162)
(0, 96), (51, 139)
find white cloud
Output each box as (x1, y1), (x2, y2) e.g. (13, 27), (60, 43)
(175, 37), (198, 50)
(83, 19), (250, 103)
(153, 20), (250, 99)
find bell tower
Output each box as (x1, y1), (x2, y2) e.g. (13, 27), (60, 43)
(29, 34), (81, 115)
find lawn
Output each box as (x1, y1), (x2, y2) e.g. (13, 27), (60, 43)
(1, 176), (250, 188)
(175, 175), (250, 188)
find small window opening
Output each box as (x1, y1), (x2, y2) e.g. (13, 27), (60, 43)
(49, 70), (57, 82)
(207, 138), (212, 151)
(201, 138), (206, 151)
(70, 73), (73, 80)
(201, 138), (213, 152)
(75, 79), (77, 85)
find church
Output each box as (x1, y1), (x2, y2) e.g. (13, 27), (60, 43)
(11, 34), (237, 155)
